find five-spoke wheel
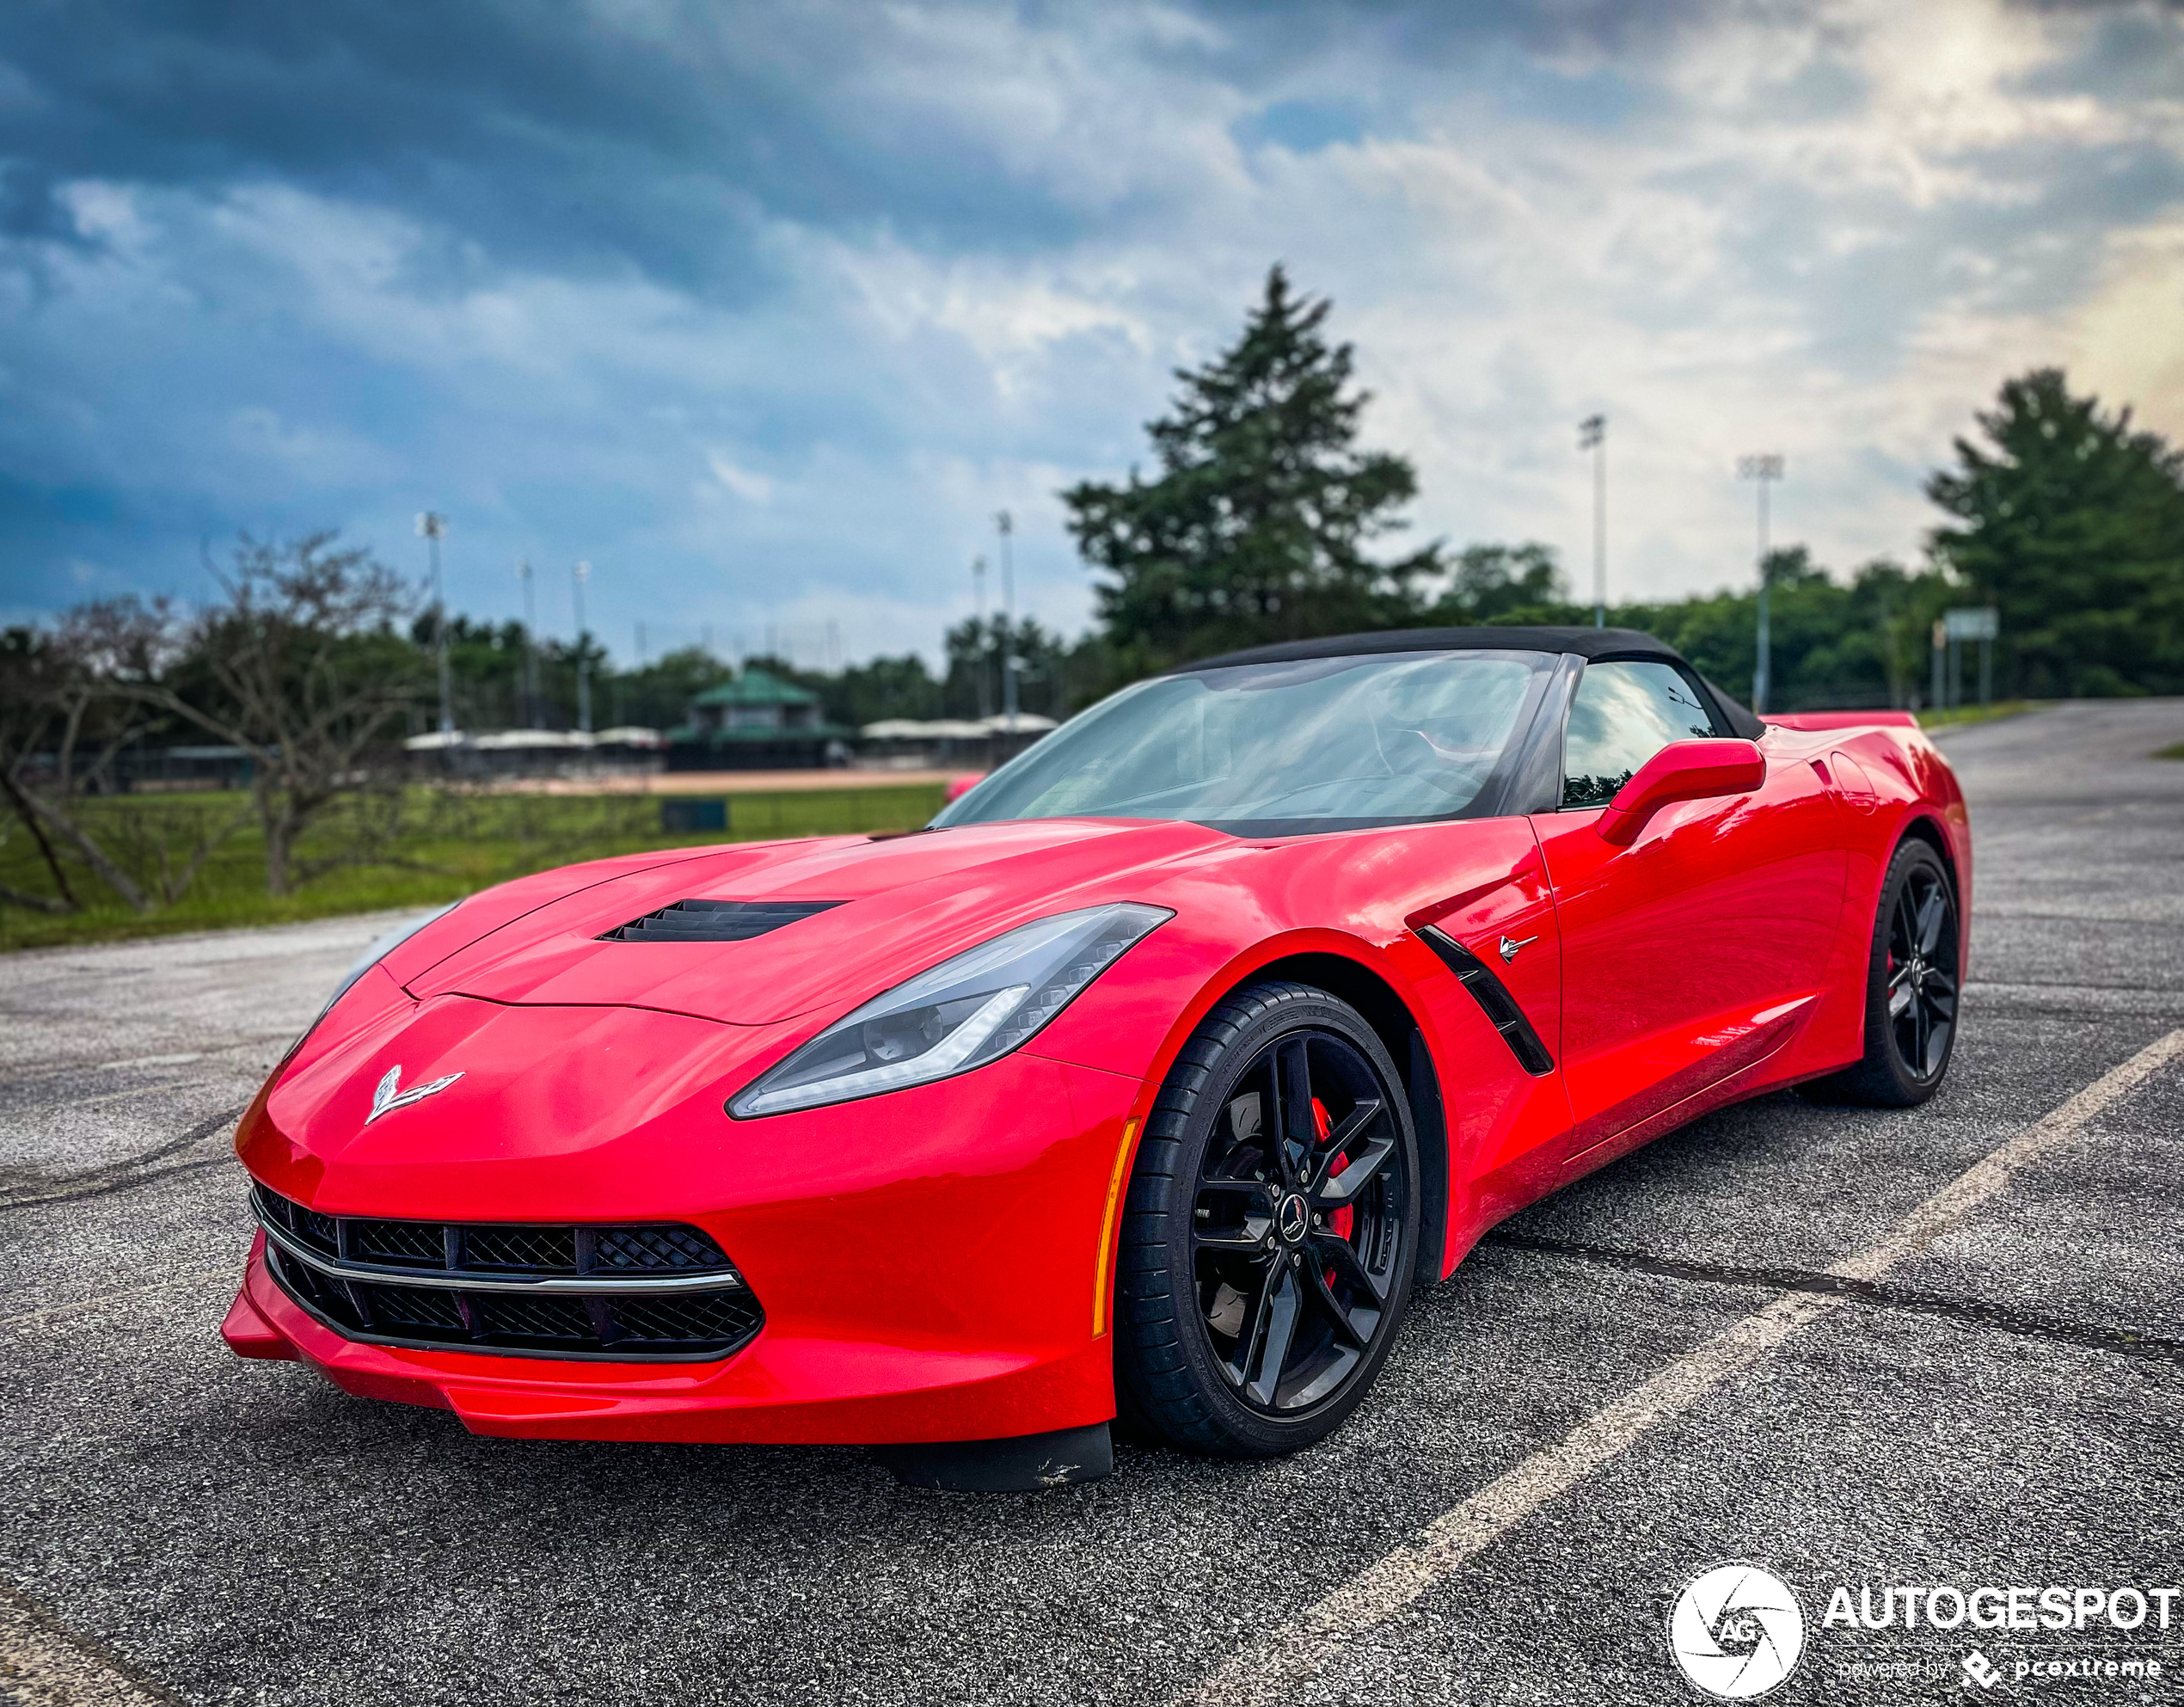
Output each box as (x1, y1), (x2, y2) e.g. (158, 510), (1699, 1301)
(1805, 836), (1962, 1106)
(1115, 980), (1419, 1456)
(1886, 859), (1959, 1082)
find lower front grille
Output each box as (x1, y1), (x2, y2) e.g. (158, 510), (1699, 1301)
(255, 1185), (764, 1363)
(268, 1245), (764, 1360)
(356, 1281), (467, 1332)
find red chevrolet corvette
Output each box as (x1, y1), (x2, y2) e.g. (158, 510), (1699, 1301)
(223, 627), (1969, 1488)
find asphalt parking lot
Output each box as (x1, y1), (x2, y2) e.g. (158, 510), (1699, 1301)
(5, 701), (2183, 1707)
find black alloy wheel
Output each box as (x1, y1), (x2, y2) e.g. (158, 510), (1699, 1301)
(1886, 859), (1960, 1082)
(1115, 980), (1420, 1457)
(1804, 838), (1961, 1107)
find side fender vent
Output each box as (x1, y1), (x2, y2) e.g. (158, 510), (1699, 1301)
(600, 899), (843, 943)
(1416, 925), (1555, 1076)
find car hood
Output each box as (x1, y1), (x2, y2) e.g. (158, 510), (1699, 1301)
(245, 992), (792, 1219)
(402, 816), (1229, 1026)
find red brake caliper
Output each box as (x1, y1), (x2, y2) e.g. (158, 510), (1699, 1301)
(1310, 1099), (1353, 1287)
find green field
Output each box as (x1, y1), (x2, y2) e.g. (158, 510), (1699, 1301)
(1915, 699), (2040, 731)
(0, 783), (946, 952)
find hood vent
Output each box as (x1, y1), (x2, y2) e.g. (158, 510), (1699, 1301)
(599, 899), (843, 943)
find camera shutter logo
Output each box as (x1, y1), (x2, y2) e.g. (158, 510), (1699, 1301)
(1668, 1564), (1807, 1699)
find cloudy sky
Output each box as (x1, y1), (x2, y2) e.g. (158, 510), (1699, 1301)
(3, 0), (2181, 667)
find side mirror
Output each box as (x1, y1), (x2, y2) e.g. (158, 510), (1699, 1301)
(1596, 739), (1764, 845)
(944, 773), (985, 805)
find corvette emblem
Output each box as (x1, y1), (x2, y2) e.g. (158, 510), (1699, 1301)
(1498, 933), (1537, 965)
(365, 1064), (463, 1125)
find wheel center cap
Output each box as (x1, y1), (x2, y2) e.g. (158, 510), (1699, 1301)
(1276, 1194), (1310, 1245)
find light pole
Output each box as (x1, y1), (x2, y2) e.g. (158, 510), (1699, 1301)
(517, 560), (541, 729)
(572, 560), (593, 735)
(971, 556), (990, 719)
(1737, 455), (1784, 713)
(995, 509), (1018, 729)
(1578, 414), (1606, 629)
(415, 512), (454, 735)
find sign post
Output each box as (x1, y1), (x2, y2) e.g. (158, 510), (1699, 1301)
(1940, 606), (2000, 710)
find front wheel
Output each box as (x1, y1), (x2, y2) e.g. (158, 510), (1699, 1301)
(1803, 838), (1961, 1107)
(1114, 980), (1419, 1458)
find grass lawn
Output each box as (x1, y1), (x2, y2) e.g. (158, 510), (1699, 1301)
(0, 782), (946, 953)
(1916, 699), (2041, 731)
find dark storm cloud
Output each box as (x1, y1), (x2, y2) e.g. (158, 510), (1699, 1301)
(0, 0), (1723, 282)
(1176, 0), (1713, 70)
(0, 0), (1098, 293)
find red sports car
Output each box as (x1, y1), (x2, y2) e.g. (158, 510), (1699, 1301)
(222, 627), (1969, 1489)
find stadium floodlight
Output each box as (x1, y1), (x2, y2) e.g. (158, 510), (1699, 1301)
(1579, 415), (1606, 629)
(415, 512), (454, 738)
(994, 511), (1018, 731)
(572, 560), (593, 736)
(1736, 456), (1785, 712)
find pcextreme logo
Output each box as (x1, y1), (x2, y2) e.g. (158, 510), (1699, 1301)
(1668, 1563), (1808, 1699)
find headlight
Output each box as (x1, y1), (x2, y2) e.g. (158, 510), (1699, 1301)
(728, 902), (1172, 1118)
(299, 900), (462, 1041)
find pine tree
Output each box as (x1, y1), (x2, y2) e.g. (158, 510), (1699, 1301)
(1926, 369), (2184, 696)
(1062, 267), (1441, 667)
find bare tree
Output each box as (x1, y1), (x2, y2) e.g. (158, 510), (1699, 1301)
(0, 604), (187, 914)
(121, 532), (423, 895)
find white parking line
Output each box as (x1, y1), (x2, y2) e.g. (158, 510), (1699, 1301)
(0, 1269), (236, 1334)
(1174, 1027), (2184, 1707)
(19, 1080), (193, 1114)
(0, 1585), (173, 1706)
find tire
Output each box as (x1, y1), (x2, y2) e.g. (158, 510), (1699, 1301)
(1801, 838), (1961, 1107)
(1114, 979), (1420, 1458)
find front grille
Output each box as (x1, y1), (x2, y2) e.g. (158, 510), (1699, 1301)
(353, 1219), (445, 1267)
(470, 1293), (595, 1342)
(595, 1225), (726, 1272)
(463, 1225), (577, 1272)
(598, 898), (842, 943)
(252, 1186), (731, 1280)
(357, 1281), (467, 1331)
(607, 1293), (764, 1349)
(254, 1185), (761, 1362)
(291, 1204), (339, 1257)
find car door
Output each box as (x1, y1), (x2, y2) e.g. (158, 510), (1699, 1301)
(1530, 659), (1845, 1172)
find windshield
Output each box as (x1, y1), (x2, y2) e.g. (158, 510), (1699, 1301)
(931, 648), (1555, 836)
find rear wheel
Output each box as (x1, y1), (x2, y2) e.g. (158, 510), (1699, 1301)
(1114, 980), (1419, 1457)
(1804, 838), (1961, 1107)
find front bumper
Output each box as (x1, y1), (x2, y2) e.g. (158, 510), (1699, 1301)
(224, 1047), (1144, 1446)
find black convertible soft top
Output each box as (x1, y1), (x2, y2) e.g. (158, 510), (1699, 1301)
(1179, 625), (1680, 672)
(1175, 625), (1765, 740)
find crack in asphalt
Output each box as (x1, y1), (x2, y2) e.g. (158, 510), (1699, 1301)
(1482, 1229), (2184, 1367)
(0, 1104), (247, 1213)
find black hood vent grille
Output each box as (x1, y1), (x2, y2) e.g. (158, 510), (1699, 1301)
(599, 899), (842, 943)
